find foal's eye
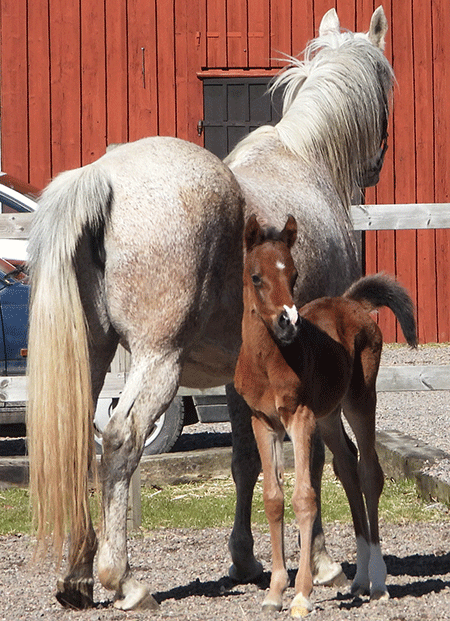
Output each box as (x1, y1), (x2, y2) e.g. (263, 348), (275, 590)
(251, 274), (262, 287)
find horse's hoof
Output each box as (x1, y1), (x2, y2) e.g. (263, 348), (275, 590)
(114, 578), (159, 611)
(370, 588), (390, 601)
(312, 558), (344, 586)
(229, 559), (264, 583)
(350, 582), (370, 598)
(290, 593), (312, 618)
(56, 577), (94, 609)
(114, 591), (159, 611)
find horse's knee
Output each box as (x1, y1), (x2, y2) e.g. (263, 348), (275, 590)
(227, 384), (261, 485)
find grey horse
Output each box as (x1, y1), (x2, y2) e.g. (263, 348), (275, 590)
(26, 6), (393, 612)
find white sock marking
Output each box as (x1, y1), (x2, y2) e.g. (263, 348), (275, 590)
(369, 543), (387, 593)
(353, 536), (370, 591)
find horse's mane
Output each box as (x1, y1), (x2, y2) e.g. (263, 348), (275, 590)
(225, 29), (394, 207)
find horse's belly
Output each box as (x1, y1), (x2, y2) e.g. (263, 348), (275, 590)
(180, 341), (238, 388)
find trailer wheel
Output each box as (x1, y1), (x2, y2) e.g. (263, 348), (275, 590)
(94, 396), (186, 455)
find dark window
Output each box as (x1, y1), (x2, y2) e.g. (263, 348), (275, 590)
(202, 77), (282, 160)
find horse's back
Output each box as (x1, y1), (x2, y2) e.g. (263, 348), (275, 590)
(103, 136), (241, 226)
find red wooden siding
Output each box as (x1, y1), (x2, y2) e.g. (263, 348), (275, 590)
(1, 0), (449, 342)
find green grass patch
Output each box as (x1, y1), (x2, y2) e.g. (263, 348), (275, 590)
(0, 465), (448, 536)
(141, 465), (448, 531)
(0, 487), (31, 535)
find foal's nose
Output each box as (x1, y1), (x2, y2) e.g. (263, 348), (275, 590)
(276, 305), (300, 345)
(277, 304), (300, 339)
(278, 311), (291, 330)
(279, 304), (299, 328)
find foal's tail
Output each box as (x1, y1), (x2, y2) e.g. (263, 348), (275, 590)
(27, 163), (113, 559)
(344, 273), (418, 347)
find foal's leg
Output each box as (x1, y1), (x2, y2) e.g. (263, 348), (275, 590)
(227, 386), (340, 586)
(227, 385), (264, 582)
(317, 408), (372, 597)
(98, 350), (181, 610)
(343, 390), (388, 600)
(288, 408), (317, 618)
(251, 416), (289, 612)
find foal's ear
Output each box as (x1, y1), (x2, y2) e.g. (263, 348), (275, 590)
(280, 215), (297, 249)
(244, 214), (265, 252)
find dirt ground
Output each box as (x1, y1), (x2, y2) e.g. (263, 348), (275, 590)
(1, 520), (449, 621)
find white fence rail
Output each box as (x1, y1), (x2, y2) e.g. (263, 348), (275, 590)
(3, 203), (450, 240)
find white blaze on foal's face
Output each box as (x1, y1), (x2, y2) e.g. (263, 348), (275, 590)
(275, 257), (298, 325)
(283, 304), (298, 325)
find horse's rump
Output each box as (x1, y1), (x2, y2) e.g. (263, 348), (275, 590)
(27, 137), (245, 558)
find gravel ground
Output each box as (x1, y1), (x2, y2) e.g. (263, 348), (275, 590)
(0, 343), (449, 620)
(1, 522), (449, 620)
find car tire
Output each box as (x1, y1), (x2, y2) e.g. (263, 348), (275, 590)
(94, 396), (186, 456)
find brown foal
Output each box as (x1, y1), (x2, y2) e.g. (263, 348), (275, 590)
(234, 215), (417, 617)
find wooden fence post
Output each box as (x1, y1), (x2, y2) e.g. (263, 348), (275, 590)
(127, 463), (142, 531)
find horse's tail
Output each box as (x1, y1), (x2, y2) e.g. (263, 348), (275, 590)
(343, 273), (418, 347)
(27, 162), (113, 559)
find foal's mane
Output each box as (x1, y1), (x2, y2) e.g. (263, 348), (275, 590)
(258, 226), (285, 244)
(226, 27), (394, 208)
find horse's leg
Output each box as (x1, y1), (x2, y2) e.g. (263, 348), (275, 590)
(97, 349), (181, 610)
(317, 408), (371, 597)
(56, 270), (120, 609)
(309, 427), (345, 586)
(55, 517), (98, 608)
(343, 390), (388, 600)
(226, 384), (264, 582)
(287, 407), (317, 618)
(251, 416), (289, 612)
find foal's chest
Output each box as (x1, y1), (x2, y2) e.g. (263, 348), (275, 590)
(235, 346), (302, 424)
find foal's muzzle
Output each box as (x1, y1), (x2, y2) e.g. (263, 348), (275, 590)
(274, 305), (300, 345)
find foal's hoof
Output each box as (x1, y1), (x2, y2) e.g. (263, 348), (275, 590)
(229, 558), (264, 583)
(290, 593), (313, 618)
(262, 595), (282, 613)
(56, 577), (94, 609)
(311, 540), (345, 587)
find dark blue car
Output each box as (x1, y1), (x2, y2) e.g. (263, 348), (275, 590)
(0, 261), (29, 376)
